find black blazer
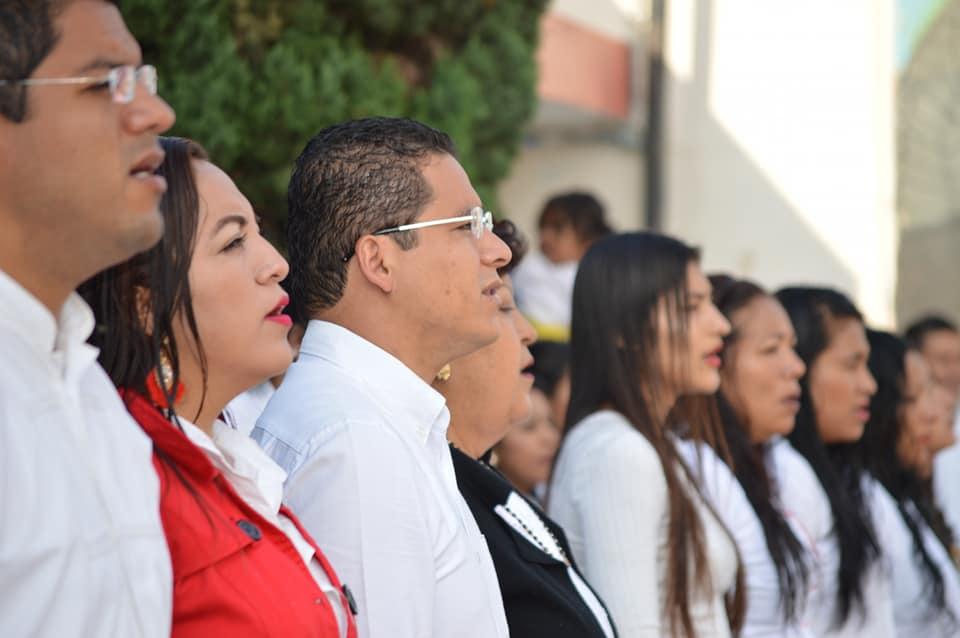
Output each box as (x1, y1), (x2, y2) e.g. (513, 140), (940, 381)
(451, 445), (618, 638)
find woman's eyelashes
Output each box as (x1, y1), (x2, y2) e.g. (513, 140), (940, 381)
(223, 233), (247, 252)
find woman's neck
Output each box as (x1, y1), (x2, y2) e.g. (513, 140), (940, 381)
(447, 421), (488, 459)
(175, 391), (224, 436)
(172, 374), (236, 436)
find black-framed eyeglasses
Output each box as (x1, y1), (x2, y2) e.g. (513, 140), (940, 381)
(341, 206), (494, 263)
(0, 64), (158, 105)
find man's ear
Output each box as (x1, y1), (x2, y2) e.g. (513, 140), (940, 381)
(135, 285), (154, 336)
(354, 235), (396, 294)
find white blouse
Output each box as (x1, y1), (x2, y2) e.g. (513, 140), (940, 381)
(181, 417), (348, 638)
(679, 440), (815, 638)
(549, 410), (739, 638)
(866, 479), (960, 637)
(770, 439), (896, 638)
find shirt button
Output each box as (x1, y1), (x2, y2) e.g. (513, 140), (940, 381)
(236, 519), (262, 541)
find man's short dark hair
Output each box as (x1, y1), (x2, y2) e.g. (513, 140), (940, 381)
(904, 314), (958, 350)
(0, 0), (116, 122)
(287, 117), (456, 318)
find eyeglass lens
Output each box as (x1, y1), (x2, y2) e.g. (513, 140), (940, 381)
(470, 207), (493, 239)
(111, 66), (157, 104)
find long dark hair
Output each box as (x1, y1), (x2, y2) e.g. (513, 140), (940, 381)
(774, 286), (879, 628)
(709, 275), (810, 623)
(861, 330), (955, 628)
(562, 232), (744, 638)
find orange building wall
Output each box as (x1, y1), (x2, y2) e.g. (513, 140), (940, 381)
(536, 12), (632, 120)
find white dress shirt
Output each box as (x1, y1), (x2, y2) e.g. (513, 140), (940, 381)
(866, 479), (960, 637)
(770, 439), (896, 638)
(0, 269), (172, 637)
(679, 440), (814, 638)
(548, 410), (739, 638)
(253, 320), (509, 638)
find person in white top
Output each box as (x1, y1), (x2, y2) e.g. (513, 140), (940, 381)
(857, 330), (960, 636)
(0, 2), (176, 635)
(253, 117), (513, 638)
(904, 316), (960, 540)
(683, 275), (814, 638)
(549, 232), (742, 638)
(511, 191), (611, 342)
(773, 287), (895, 637)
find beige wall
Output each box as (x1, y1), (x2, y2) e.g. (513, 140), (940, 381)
(663, 0), (898, 327)
(498, 141), (645, 242)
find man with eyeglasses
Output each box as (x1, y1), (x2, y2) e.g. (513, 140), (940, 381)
(0, 1), (175, 636)
(253, 117), (512, 638)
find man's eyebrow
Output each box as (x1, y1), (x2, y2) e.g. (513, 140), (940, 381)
(72, 57), (129, 75)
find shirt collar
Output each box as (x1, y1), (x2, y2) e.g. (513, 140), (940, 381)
(180, 416), (287, 516)
(0, 268), (99, 381)
(299, 320), (449, 445)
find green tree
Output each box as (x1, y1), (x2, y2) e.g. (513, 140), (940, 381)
(125, 0), (548, 244)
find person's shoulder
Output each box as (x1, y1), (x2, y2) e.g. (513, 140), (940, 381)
(258, 359), (381, 437)
(862, 475), (900, 530)
(770, 438), (817, 485)
(678, 440), (737, 497)
(568, 410), (654, 451)
(770, 438), (831, 533)
(560, 411), (662, 482)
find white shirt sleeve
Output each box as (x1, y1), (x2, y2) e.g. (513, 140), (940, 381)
(568, 430), (668, 637)
(281, 420), (437, 638)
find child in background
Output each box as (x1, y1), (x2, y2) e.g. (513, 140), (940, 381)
(512, 192), (611, 342)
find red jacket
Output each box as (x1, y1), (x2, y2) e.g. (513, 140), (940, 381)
(125, 392), (357, 638)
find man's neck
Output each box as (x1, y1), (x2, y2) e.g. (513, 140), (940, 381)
(318, 301), (449, 385)
(0, 254), (71, 317)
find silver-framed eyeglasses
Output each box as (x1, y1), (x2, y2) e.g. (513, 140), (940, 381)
(0, 64), (158, 105)
(342, 206), (494, 262)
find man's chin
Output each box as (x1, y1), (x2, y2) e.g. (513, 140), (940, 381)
(118, 209), (165, 256)
(453, 325), (500, 360)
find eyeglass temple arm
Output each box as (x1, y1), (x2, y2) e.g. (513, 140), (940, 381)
(372, 214), (474, 236)
(0, 76), (98, 87)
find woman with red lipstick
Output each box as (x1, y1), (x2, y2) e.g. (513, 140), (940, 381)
(438, 220), (617, 638)
(772, 287), (893, 638)
(858, 330), (960, 636)
(679, 275), (813, 637)
(80, 137), (355, 638)
(549, 232), (744, 638)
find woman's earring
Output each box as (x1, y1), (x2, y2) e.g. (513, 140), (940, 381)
(435, 364), (452, 382)
(145, 344), (185, 409)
